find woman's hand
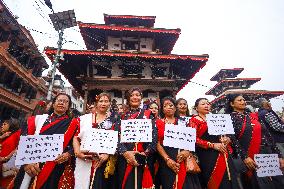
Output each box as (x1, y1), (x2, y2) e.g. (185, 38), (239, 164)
(213, 143), (227, 153)
(166, 158), (180, 174)
(75, 150), (98, 162)
(244, 157), (258, 170)
(176, 150), (190, 163)
(24, 163), (41, 177)
(1, 132), (11, 139)
(0, 156), (7, 162)
(92, 154), (110, 169)
(123, 151), (139, 167)
(219, 136), (231, 146)
(55, 152), (71, 164)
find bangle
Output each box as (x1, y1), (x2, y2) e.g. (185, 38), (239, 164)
(74, 152), (80, 157)
(165, 157), (170, 162)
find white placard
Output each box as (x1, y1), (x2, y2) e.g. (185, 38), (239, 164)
(254, 154), (283, 177)
(163, 124), (196, 151)
(121, 119), (152, 143)
(206, 114), (235, 135)
(81, 129), (118, 155)
(15, 134), (64, 166)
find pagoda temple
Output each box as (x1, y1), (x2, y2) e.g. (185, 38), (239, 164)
(45, 14), (209, 112)
(0, 0), (49, 121)
(207, 68), (284, 113)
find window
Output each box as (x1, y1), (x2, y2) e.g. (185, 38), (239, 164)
(122, 41), (138, 50)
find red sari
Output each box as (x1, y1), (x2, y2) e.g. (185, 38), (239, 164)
(190, 115), (239, 189)
(0, 130), (21, 188)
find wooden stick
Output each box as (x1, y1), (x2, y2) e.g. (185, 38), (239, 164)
(224, 153), (231, 180)
(175, 149), (181, 189)
(89, 168), (97, 189)
(32, 163), (40, 189)
(32, 176), (37, 189)
(221, 135), (231, 181)
(135, 143), (138, 189)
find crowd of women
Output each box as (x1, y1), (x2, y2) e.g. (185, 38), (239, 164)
(0, 87), (284, 189)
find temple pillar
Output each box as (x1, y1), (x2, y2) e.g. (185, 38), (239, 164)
(156, 91), (160, 106)
(83, 84), (88, 114)
(121, 90), (125, 105)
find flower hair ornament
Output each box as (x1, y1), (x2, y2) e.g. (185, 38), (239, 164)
(95, 95), (100, 102)
(37, 100), (46, 107)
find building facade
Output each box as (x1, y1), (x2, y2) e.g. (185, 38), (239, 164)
(63, 86), (84, 113)
(0, 1), (49, 121)
(45, 14), (209, 112)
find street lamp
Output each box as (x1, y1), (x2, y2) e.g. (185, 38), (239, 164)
(46, 9), (77, 100)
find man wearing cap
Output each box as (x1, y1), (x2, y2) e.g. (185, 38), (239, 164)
(257, 97), (284, 156)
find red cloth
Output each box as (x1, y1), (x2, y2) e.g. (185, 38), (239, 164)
(246, 113), (262, 178)
(0, 131), (21, 189)
(156, 118), (187, 189)
(27, 116), (36, 135)
(190, 116), (210, 149)
(0, 130), (21, 157)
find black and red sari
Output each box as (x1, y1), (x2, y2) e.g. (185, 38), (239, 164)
(190, 115), (240, 189)
(230, 111), (284, 189)
(0, 130), (21, 188)
(155, 117), (202, 189)
(115, 108), (157, 189)
(12, 114), (78, 189)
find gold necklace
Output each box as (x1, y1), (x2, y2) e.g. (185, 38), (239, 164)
(164, 117), (175, 124)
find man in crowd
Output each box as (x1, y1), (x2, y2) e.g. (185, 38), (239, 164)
(256, 98), (284, 156)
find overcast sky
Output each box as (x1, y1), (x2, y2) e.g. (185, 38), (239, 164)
(5, 0), (284, 111)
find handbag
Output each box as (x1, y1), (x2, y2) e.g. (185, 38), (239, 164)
(185, 156), (201, 174)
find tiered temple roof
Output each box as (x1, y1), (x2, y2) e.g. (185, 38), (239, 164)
(44, 48), (208, 96)
(210, 90), (284, 113)
(78, 22), (180, 54)
(205, 78), (261, 96)
(104, 14), (156, 27)
(45, 14), (209, 110)
(207, 68), (284, 113)
(210, 68), (244, 81)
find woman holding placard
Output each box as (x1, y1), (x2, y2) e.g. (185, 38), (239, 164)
(190, 98), (240, 189)
(0, 118), (21, 188)
(226, 94), (284, 189)
(155, 96), (201, 189)
(115, 87), (157, 189)
(73, 92), (119, 189)
(11, 93), (78, 189)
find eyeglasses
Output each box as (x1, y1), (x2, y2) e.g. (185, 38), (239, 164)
(55, 99), (69, 104)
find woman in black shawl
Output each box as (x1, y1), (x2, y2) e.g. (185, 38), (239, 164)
(12, 93), (78, 189)
(115, 87), (157, 189)
(226, 94), (284, 189)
